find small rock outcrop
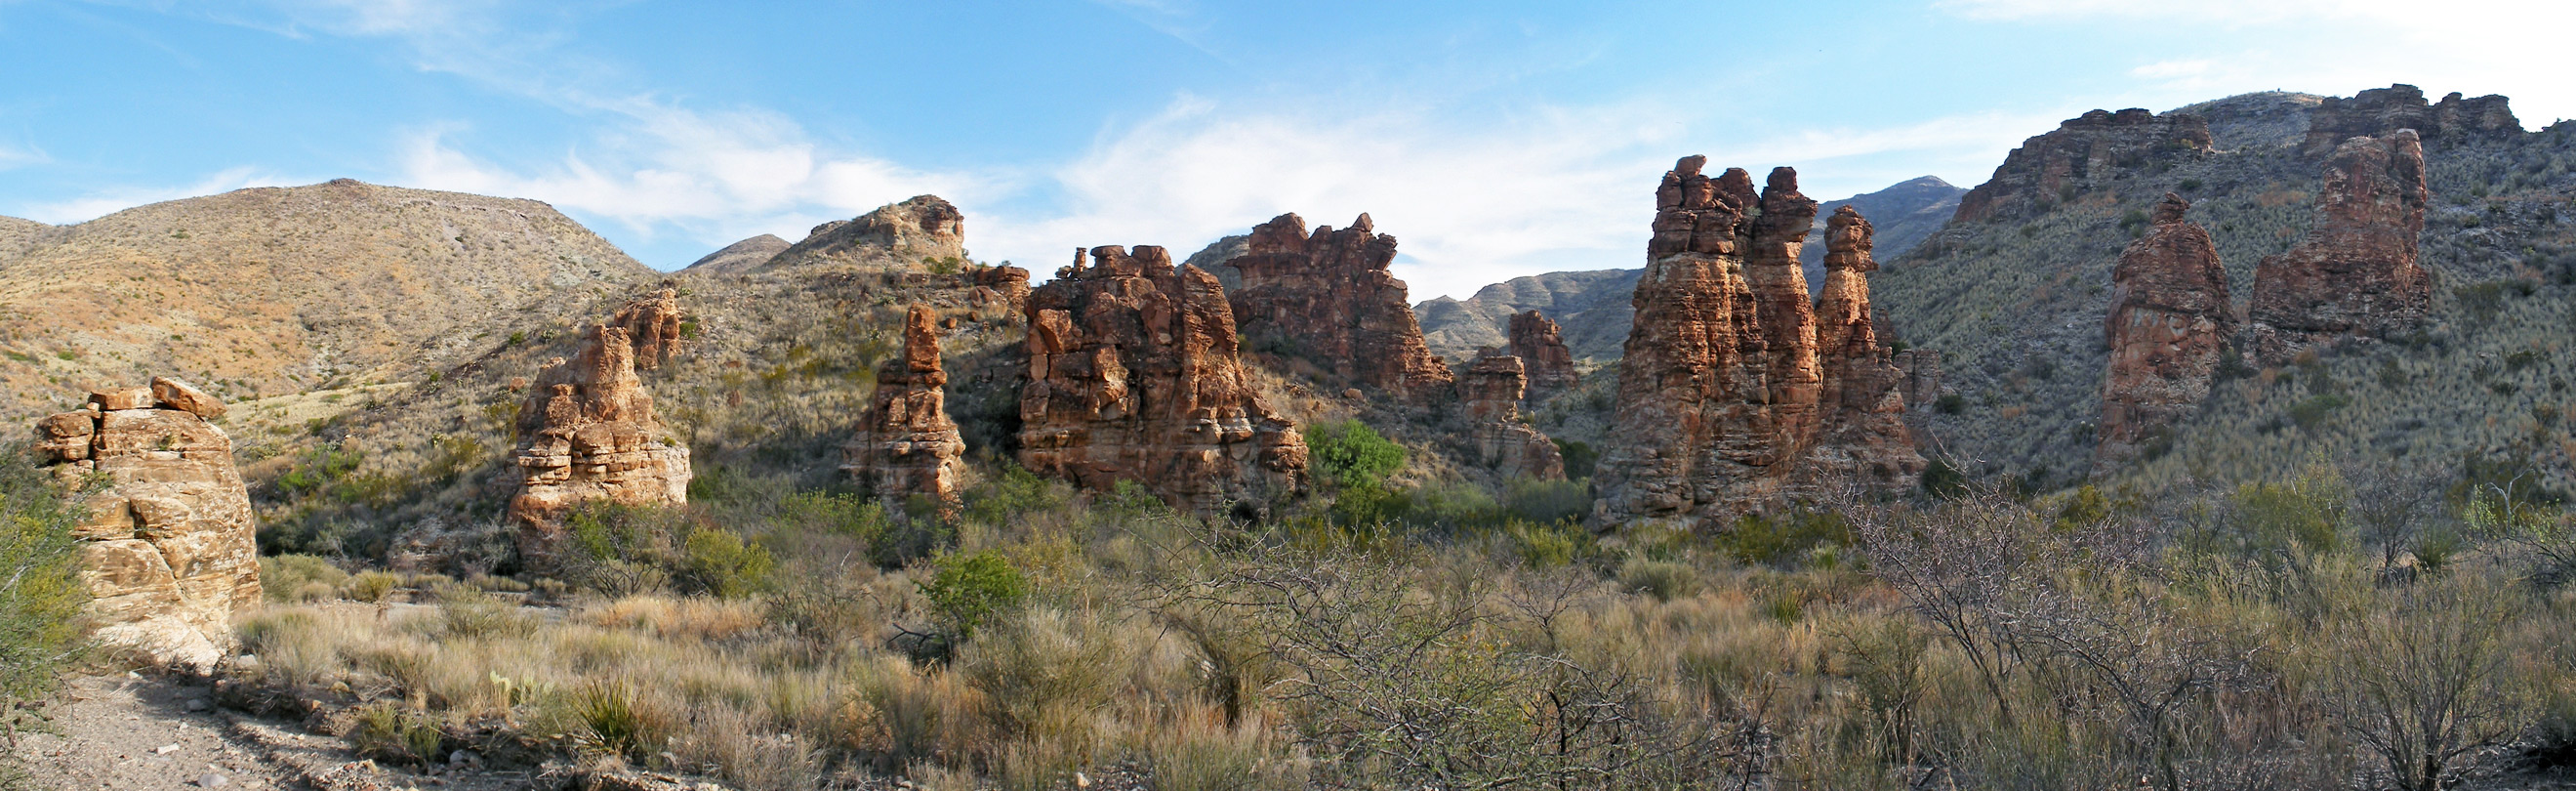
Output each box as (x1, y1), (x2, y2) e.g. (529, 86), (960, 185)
(1593, 157), (1922, 529)
(1955, 108), (2214, 223)
(842, 305), (967, 504)
(33, 377), (259, 669)
(2245, 130), (2431, 362)
(2301, 84), (2518, 156)
(1461, 354), (1566, 480)
(1020, 245), (1309, 513)
(761, 195), (969, 272)
(1506, 311), (1578, 397)
(509, 313), (693, 566)
(1225, 213), (1454, 395)
(971, 264), (1032, 316)
(2099, 194), (2234, 466)
(610, 286), (685, 370)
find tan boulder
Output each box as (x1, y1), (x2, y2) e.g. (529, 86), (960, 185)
(149, 376), (227, 420)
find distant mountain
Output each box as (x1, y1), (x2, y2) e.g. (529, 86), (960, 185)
(683, 233), (791, 273)
(0, 180), (652, 424)
(1413, 176), (1966, 364)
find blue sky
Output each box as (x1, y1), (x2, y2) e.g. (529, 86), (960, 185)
(1, 0), (2567, 300)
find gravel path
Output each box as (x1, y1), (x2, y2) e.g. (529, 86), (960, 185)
(17, 674), (296, 791)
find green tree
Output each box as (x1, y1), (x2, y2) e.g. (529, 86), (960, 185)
(2, 446), (90, 783)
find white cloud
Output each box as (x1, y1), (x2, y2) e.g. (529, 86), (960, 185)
(17, 166), (291, 224)
(0, 141), (46, 170)
(394, 101), (991, 253)
(972, 98), (2053, 301)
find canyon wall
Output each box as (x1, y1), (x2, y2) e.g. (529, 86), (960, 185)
(1955, 108), (2214, 223)
(2245, 130), (2432, 363)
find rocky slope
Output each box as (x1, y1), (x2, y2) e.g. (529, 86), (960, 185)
(1875, 85), (2576, 491)
(682, 233), (792, 273)
(0, 181), (653, 428)
(1415, 177), (1963, 364)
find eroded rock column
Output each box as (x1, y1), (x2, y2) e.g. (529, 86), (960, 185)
(34, 377), (260, 670)
(1462, 354), (1566, 480)
(842, 304), (968, 504)
(2099, 193), (2234, 466)
(510, 295), (694, 566)
(1223, 213), (1454, 396)
(2245, 130), (2431, 362)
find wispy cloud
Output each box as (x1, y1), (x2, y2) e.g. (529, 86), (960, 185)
(17, 165), (290, 224)
(0, 141), (47, 171)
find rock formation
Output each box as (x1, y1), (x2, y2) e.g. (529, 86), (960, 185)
(1507, 311), (1579, 397)
(842, 305), (967, 504)
(610, 286), (685, 370)
(1807, 207), (1929, 492)
(2301, 84), (2518, 156)
(971, 263), (1032, 316)
(33, 377), (259, 669)
(509, 314), (693, 566)
(1955, 108), (2214, 223)
(2245, 130), (2431, 362)
(1461, 354), (1566, 480)
(760, 195), (969, 272)
(1224, 213), (1454, 395)
(1592, 157), (1923, 529)
(2098, 194), (2234, 466)
(1020, 245), (1309, 513)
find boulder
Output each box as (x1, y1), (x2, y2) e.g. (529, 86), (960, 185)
(610, 286), (685, 370)
(32, 384), (260, 670)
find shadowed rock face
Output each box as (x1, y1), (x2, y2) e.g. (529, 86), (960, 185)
(509, 295), (694, 566)
(2300, 84), (2518, 157)
(1955, 108), (2214, 223)
(1224, 213), (1454, 396)
(1506, 311), (1578, 396)
(1019, 245), (1309, 514)
(1462, 354), (1566, 480)
(2099, 194), (2234, 467)
(2245, 130), (2431, 362)
(843, 305), (967, 504)
(1593, 158), (1922, 529)
(35, 377), (260, 670)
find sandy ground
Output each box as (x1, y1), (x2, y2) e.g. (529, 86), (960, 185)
(17, 674), (296, 791)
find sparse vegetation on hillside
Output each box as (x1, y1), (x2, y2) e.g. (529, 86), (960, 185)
(0, 446), (89, 789)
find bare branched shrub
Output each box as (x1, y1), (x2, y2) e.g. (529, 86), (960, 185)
(2316, 572), (2537, 791)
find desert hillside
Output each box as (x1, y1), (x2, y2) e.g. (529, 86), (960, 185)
(0, 180), (654, 424)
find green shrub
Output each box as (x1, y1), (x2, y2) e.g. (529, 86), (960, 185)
(679, 526), (776, 599)
(344, 570), (403, 604)
(348, 703), (446, 767)
(1, 447), (88, 763)
(262, 554), (349, 603)
(1551, 438), (1599, 479)
(1304, 419), (1405, 486)
(919, 551), (1028, 641)
(1503, 478), (1591, 524)
(1719, 510), (1852, 566)
(1617, 557), (1700, 601)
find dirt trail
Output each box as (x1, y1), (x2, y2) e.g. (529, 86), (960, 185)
(17, 674), (296, 790)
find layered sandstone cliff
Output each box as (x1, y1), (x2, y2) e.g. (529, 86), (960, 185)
(34, 377), (259, 669)
(1592, 158), (1922, 529)
(1955, 108), (2214, 223)
(843, 305), (968, 504)
(1020, 245), (1309, 513)
(2301, 84), (2518, 156)
(2099, 194), (2234, 466)
(2245, 130), (2432, 362)
(509, 298), (693, 565)
(1462, 354), (1566, 480)
(1506, 311), (1579, 396)
(1224, 213), (1454, 395)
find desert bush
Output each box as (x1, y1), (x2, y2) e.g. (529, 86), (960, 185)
(2315, 572), (2539, 791)
(916, 551), (1028, 645)
(348, 702), (446, 766)
(344, 569), (404, 603)
(1303, 419), (1405, 486)
(262, 554), (349, 602)
(0, 445), (88, 779)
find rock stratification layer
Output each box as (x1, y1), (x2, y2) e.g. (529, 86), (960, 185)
(1955, 108), (2215, 223)
(509, 308), (693, 565)
(2245, 130), (2431, 362)
(34, 377), (260, 669)
(2301, 84), (2518, 156)
(1506, 311), (1579, 396)
(1592, 157), (1922, 529)
(2099, 194), (2234, 466)
(843, 305), (967, 504)
(1462, 354), (1567, 480)
(1224, 213), (1454, 395)
(1020, 245), (1309, 513)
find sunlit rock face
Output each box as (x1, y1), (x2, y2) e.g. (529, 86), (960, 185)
(509, 293), (693, 567)
(1223, 212), (1454, 396)
(843, 304), (968, 505)
(2098, 193), (2233, 467)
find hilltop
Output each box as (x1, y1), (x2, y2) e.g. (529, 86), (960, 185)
(0, 180), (653, 425)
